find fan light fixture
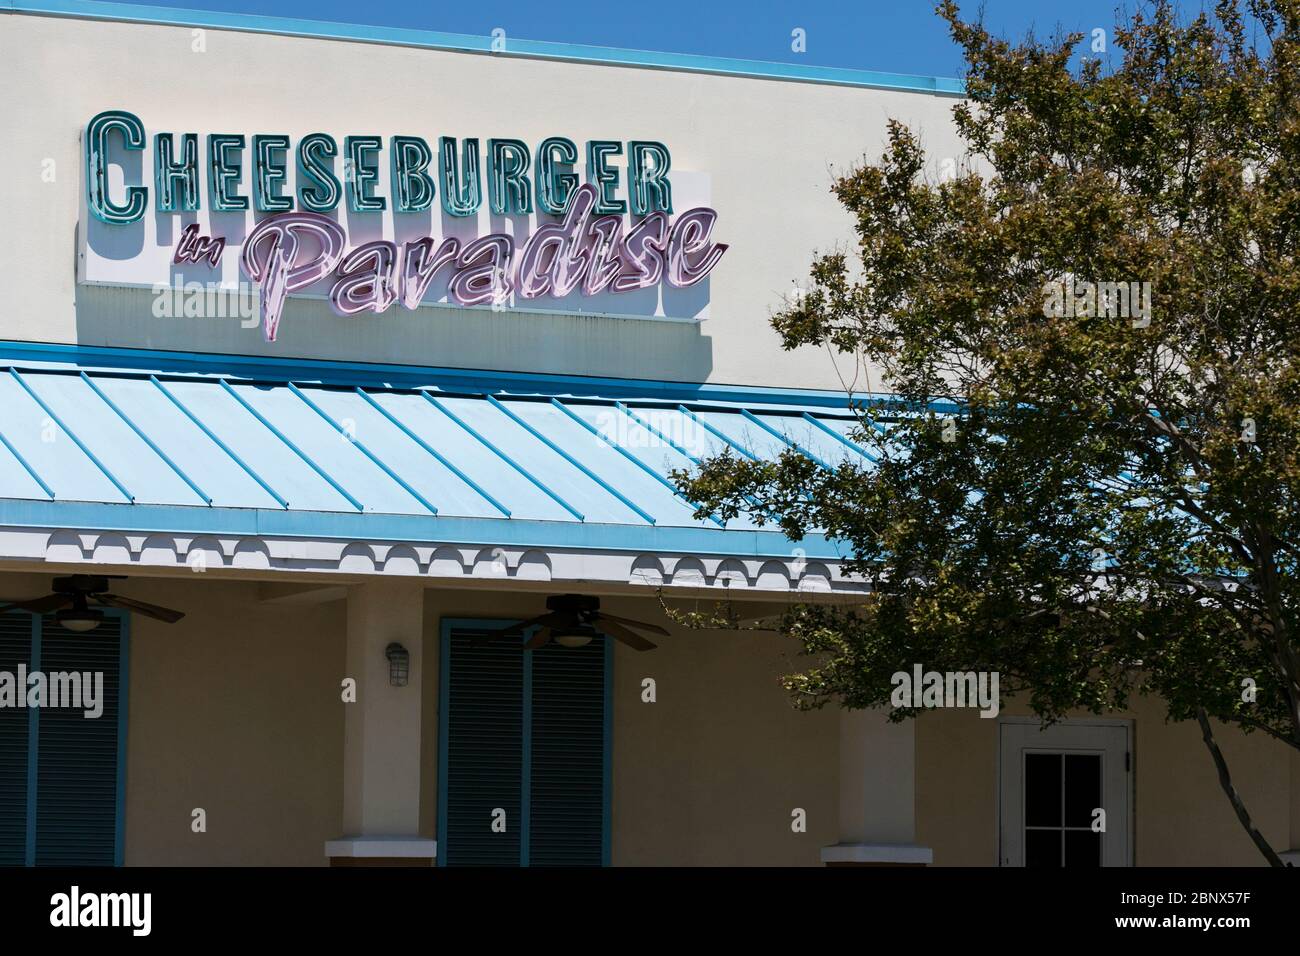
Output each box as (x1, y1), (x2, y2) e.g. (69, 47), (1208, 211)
(56, 606), (104, 632)
(491, 594), (668, 652)
(0, 575), (185, 627)
(552, 624), (597, 649)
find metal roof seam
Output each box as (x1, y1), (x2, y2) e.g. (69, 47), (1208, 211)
(149, 375), (290, 509)
(801, 411), (880, 464)
(485, 394), (657, 526)
(0, 427), (55, 500)
(79, 371), (213, 505)
(286, 382), (439, 516)
(739, 408), (834, 471)
(217, 378), (365, 512)
(675, 404), (758, 461)
(351, 386), (513, 518)
(618, 401), (776, 521)
(614, 402), (701, 464)
(549, 397), (725, 529)
(420, 392), (584, 522)
(7, 367), (134, 503)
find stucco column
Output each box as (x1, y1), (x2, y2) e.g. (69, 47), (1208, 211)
(325, 580), (436, 866)
(821, 707), (933, 866)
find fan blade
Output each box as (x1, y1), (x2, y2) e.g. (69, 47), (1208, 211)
(594, 611), (670, 636)
(0, 594), (72, 614)
(599, 620), (657, 652)
(95, 593), (185, 624)
(487, 612), (569, 637)
(525, 628), (553, 650)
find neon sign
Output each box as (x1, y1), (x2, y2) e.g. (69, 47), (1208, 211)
(81, 110), (728, 340)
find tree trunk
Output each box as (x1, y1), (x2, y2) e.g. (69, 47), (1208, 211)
(1195, 707), (1289, 867)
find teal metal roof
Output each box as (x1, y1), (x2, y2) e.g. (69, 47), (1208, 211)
(0, 345), (882, 559)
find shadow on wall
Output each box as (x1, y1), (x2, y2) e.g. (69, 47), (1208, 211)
(72, 283), (715, 382)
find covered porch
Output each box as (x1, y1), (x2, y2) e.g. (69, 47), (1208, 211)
(0, 344), (927, 866)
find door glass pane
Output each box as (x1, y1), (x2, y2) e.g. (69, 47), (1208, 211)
(1065, 829), (1101, 867)
(1064, 753), (1101, 828)
(1024, 753), (1061, 827)
(1025, 828), (1061, 867)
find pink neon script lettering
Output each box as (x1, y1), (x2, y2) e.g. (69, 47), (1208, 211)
(241, 213), (346, 341)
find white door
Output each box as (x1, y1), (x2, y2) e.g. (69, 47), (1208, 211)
(999, 719), (1132, 867)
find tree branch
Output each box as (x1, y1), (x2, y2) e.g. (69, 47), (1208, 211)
(1195, 707), (1289, 867)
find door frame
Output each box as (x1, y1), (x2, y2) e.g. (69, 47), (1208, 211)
(995, 716), (1134, 867)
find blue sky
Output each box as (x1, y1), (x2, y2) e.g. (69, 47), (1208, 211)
(117, 0), (1208, 79)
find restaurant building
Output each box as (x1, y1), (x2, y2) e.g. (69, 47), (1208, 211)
(0, 0), (1295, 867)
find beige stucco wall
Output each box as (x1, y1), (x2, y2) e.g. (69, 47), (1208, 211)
(122, 576), (346, 865)
(0, 10), (962, 391)
(0, 570), (346, 865)
(916, 694), (1295, 866)
(0, 569), (837, 865)
(7, 561), (1290, 866)
(2, 565), (1295, 866)
(1292, 749), (1300, 851)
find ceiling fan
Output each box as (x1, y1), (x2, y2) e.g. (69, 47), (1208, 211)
(491, 594), (667, 651)
(0, 575), (185, 632)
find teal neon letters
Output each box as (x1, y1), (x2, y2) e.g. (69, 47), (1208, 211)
(253, 134), (293, 212)
(629, 141), (673, 215)
(487, 139), (532, 215)
(585, 140), (625, 215)
(346, 136), (386, 212)
(297, 133), (341, 212)
(535, 136), (578, 216)
(391, 136), (435, 213)
(208, 134), (249, 212)
(154, 132), (199, 213)
(86, 110), (148, 224)
(439, 137), (482, 217)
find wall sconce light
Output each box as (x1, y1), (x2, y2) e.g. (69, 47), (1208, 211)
(385, 642), (410, 686)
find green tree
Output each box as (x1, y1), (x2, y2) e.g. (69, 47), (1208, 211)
(677, 0), (1300, 865)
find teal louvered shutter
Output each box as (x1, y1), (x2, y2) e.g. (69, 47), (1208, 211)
(528, 635), (606, 867)
(0, 614), (33, 865)
(441, 623), (609, 866)
(33, 617), (124, 867)
(442, 626), (523, 866)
